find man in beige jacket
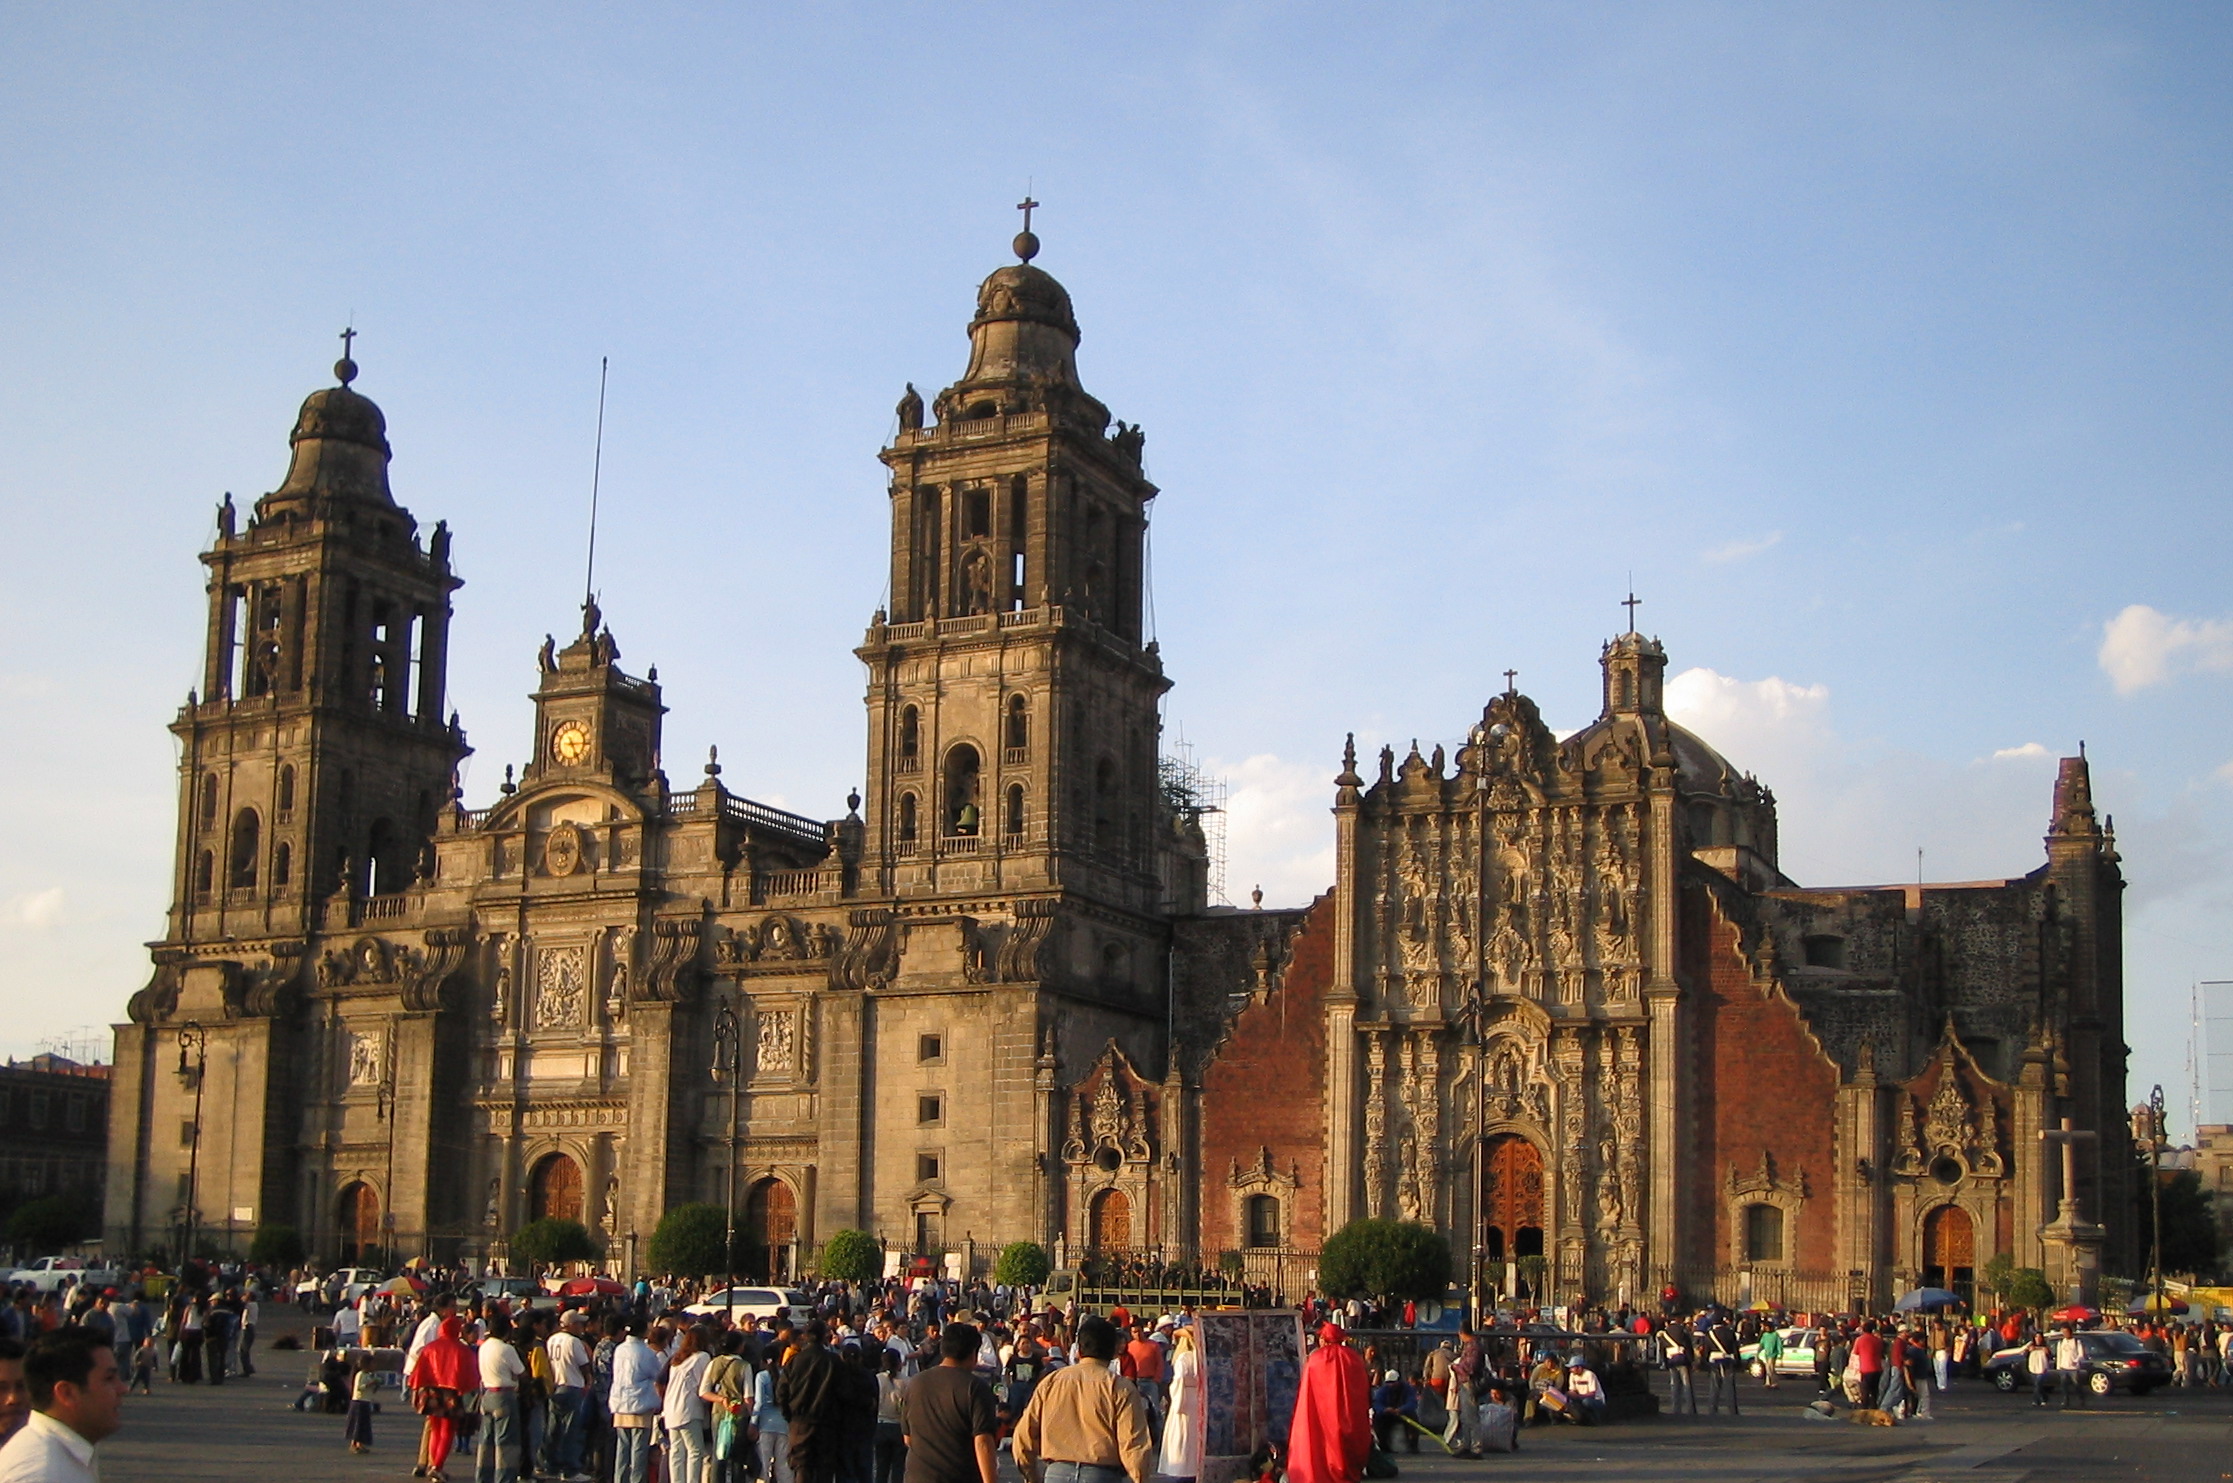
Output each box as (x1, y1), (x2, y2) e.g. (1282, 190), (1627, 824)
(1011, 1317), (1153, 1483)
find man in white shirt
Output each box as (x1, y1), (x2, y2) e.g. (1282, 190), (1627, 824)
(477, 1311), (528, 1483)
(334, 1301), (363, 1348)
(2054, 1329), (2089, 1409)
(545, 1311), (594, 1483)
(607, 1319), (666, 1483)
(0, 1330), (125, 1483)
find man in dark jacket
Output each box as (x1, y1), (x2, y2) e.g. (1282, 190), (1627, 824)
(778, 1321), (853, 1483)
(1704, 1313), (1741, 1416)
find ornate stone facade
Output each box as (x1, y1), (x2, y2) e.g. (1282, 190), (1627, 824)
(105, 235), (2131, 1305)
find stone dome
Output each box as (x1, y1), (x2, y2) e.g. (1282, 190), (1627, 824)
(971, 263), (1080, 343)
(289, 383), (391, 457)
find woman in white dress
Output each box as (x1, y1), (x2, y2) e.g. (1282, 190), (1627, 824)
(1159, 1324), (1204, 1481)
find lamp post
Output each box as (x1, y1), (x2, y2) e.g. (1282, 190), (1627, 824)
(2130, 1084), (2168, 1320)
(175, 1022), (208, 1268)
(711, 994), (744, 1322)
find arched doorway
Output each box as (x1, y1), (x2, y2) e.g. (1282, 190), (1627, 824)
(1090, 1188), (1132, 1252)
(529, 1153), (584, 1222)
(338, 1181), (381, 1265)
(1479, 1134), (1545, 1292)
(1922, 1204), (1976, 1306)
(743, 1178), (797, 1281)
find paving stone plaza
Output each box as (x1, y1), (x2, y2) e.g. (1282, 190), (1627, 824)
(86, 1305), (2227, 1483)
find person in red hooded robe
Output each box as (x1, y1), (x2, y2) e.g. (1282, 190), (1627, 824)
(1286, 1325), (1370, 1483)
(406, 1314), (482, 1482)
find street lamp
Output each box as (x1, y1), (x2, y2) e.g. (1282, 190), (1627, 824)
(2129, 1085), (2168, 1321)
(711, 994), (744, 1322)
(175, 1022), (208, 1269)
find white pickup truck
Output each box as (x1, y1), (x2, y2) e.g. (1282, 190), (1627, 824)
(8, 1258), (123, 1293)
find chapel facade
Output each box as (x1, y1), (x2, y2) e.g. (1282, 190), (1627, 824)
(106, 232), (2132, 1311)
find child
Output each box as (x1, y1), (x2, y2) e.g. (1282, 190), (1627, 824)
(345, 1358), (379, 1453)
(129, 1334), (157, 1395)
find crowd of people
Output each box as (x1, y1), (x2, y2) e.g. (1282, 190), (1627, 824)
(301, 1272), (1212, 1483)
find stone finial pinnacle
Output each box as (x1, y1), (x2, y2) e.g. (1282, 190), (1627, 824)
(1014, 193), (1041, 262)
(335, 326), (358, 386)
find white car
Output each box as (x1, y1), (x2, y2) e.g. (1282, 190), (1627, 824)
(683, 1287), (815, 1325)
(8, 1258), (122, 1293)
(296, 1267), (385, 1307)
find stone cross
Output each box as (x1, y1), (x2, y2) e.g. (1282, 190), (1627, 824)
(1622, 591), (1641, 629)
(1503, 669), (1518, 695)
(2040, 1116), (2098, 1218)
(340, 326), (356, 359)
(1016, 195), (1039, 233)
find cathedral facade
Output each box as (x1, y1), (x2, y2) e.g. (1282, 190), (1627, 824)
(107, 234), (2132, 1311)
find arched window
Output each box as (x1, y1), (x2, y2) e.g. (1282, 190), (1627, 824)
(1004, 784), (1026, 838)
(897, 794), (918, 847)
(944, 744), (981, 836)
(272, 841), (292, 888)
(365, 819), (396, 895)
(277, 765), (296, 818)
(198, 774), (219, 831)
(1093, 756), (1117, 842)
(228, 809), (261, 890)
(897, 707), (920, 772)
(1743, 1203), (1784, 1263)
(1005, 695), (1029, 756)
(1245, 1194), (1282, 1249)
(193, 851), (215, 902)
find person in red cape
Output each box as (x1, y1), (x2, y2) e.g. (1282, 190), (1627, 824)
(1286, 1324), (1370, 1483)
(405, 1314), (481, 1483)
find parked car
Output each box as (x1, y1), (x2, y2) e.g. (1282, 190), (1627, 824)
(470, 1276), (559, 1311)
(296, 1267), (385, 1308)
(8, 1258), (123, 1293)
(1984, 1331), (2172, 1396)
(1739, 1326), (1820, 1378)
(683, 1287), (815, 1324)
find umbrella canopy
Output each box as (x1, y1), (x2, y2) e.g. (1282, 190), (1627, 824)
(1744, 1299), (1777, 1313)
(558, 1276), (626, 1296)
(375, 1275), (424, 1295)
(403, 1256), (434, 1271)
(2051, 1304), (2099, 1323)
(1894, 1288), (1962, 1312)
(2129, 1295), (2190, 1316)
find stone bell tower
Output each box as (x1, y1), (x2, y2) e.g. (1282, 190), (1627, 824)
(170, 336), (468, 942)
(857, 219), (1174, 916)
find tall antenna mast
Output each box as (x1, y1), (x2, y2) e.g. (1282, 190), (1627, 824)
(584, 356), (609, 615)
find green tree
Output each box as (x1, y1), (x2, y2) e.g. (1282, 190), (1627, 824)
(2136, 1166), (2220, 1279)
(250, 1224), (307, 1269)
(2005, 1267), (2055, 1313)
(994, 1241), (1053, 1289)
(1981, 1250), (2015, 1308)
(6, 1194), (97, 1253)
(647, 1204), (732, 1278)
(511, 1217), (598, 1270)
(1318, 1218), (1453, 1303)
(820, 1229), (882, 1283)
(1515, 1254), (1549, 1299)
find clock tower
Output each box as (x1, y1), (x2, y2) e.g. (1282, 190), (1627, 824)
(525, 600), (667, 798)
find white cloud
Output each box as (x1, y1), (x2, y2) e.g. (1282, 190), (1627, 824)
(0, 889), (65, 930)
(1662, 666), (1833, 785)
(1990, 743), (2052, 762)
(2098, 605), (2233, 695)
(1702, 531), (1783, 564)
(1209, 752), (1338, 910)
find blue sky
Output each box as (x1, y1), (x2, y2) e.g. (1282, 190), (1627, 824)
(3, 4), (2229, 1132)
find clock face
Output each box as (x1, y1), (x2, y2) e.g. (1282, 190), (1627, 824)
(550, 720), (592, 766)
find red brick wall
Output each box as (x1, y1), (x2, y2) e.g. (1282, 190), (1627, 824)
(1197, 896), (1334, 1253)
(1683, 879), (1841, 1272)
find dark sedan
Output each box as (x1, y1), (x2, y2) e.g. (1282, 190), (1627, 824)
(1985, 1331), (2172, 1396)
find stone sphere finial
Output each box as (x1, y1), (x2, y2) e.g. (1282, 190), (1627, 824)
(1013, 229), (1040, 262)
(335, 356), (358, 386)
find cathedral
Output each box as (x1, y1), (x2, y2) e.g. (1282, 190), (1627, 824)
(106, 227), (2133, 1312)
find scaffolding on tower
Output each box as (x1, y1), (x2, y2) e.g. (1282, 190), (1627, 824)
(1158, 739), (1228, 906)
